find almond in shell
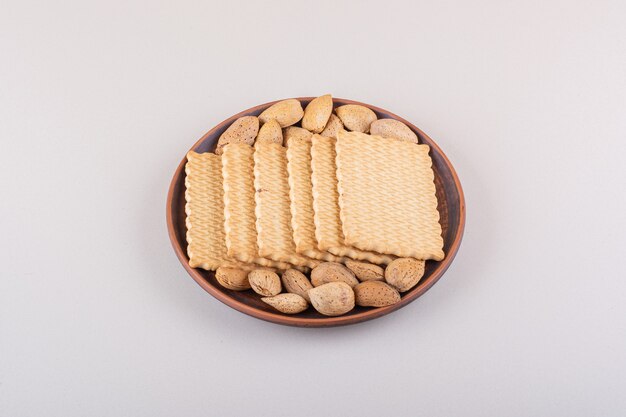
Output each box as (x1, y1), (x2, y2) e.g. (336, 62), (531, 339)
(302, 94), (333, 133)
(354, 281), (401, 307)
(281, 269), (313, 302)
(308, 282), (355, 316)
(335, 104), (377, 133)
(370, 119), (418, 144)
(311, 262), (359, 288)
(248, 269), (282, 296)
(215, 116), (259, 155)
(384, 258), (425, 292)
(258, 99), (304, 127)
(256, 119), (283, 145)
(262, 293), (308, 314)
(215, 267), (251, 291)
(283, 126), (313, 144)
(319, 114), (343, 138)
(344, 260), (384, 282)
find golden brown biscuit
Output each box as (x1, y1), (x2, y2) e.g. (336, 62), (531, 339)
(310, 135), (395, 264)
(335, 130), (444, 260)
(222, 144), (294, 270)
(286, 138), (346, 262)
(185, 151), (256, 270)
(253, 143), (320, 268)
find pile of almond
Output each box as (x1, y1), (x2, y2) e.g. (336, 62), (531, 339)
(216, 258), (425, 316)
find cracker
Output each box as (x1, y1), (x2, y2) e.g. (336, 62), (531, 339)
(286, 138), (346, 263)
(335, 130), (444, 260)
(185, 152), (255, 270)
(254, 143), (320, 268)
(310, 135), (395, 264)
(222, 144), (293, 270)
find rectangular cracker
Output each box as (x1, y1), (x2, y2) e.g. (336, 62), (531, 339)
(254, 143), (319, 268)
(221, 144), (293, 270)
(335, 130), (444, 260)
(185, 151), (255, 270)
(310, 135), (395, 265)
(286, 138), (345, 263)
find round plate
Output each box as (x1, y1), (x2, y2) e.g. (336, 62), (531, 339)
(166, 97), (465, 327)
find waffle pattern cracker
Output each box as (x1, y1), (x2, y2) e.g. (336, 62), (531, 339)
(222, 144), (293, 270)
(254, 143), (320, 268)
(286, 138), (345, 262)
(310, 135), (395, 265)
(185, 152), (255, 270)
(335, 130), (444, 261)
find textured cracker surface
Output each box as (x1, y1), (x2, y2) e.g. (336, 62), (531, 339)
(254, 143), (320, 268)
(185, 152), (254, 270)
(310, 135), (395, 264)
(336, 130), (444, 260)
(222, 144), (293, 269)
(286, 138), (345, 262)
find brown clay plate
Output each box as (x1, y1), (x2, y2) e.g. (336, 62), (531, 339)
(166, 97), (465, 327)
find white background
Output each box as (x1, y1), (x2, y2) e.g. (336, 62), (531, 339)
(2, 1), (625, 416)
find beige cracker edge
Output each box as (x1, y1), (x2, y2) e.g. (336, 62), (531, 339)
(309, 135), (395, 265)
(286, 138), (346, 263)
(221, 144), (297, 271)
(185, 151), (256, 271)
(335, 130), (445, 261)
(253, 142), (320, 269)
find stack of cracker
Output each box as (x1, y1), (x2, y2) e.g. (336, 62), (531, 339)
(185, 101), (444, 274)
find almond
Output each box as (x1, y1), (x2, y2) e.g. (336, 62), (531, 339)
(302, 94), (333, 133)
(256, 119), (283, 145)
(248, 269), (282, 296)
(281, 269), (313, 302)
(335, 104), (377, 133)
(215, 267), (251, 291)
(308, 282), (355, 316)
(283, 126), (313, 144)
(310, 262), (359, 288)
(384, 258), (425, 292)
(354, 281), (400, 307)
(258, 99), (304, 127)
(262, 293), (308, 314)
(344, 260), (384, 282)
(319, 114), (343, 138)
(370, 119), (418, 144)
(215, 116), (259, 155)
